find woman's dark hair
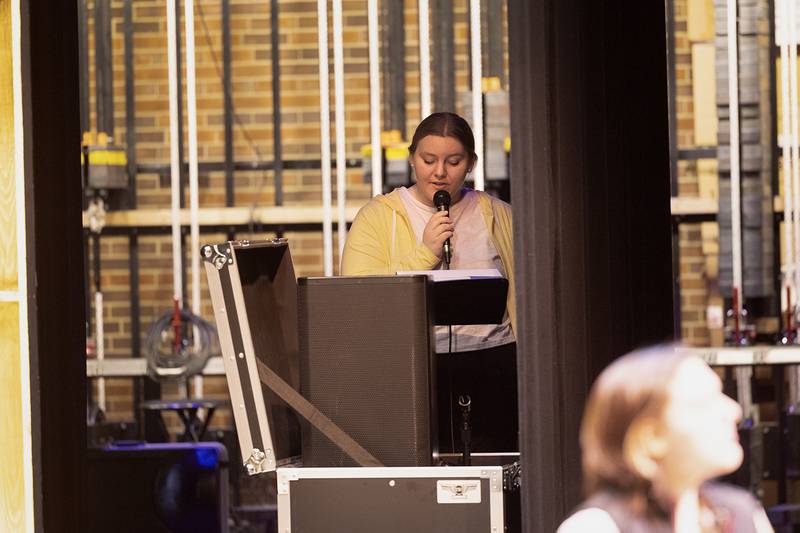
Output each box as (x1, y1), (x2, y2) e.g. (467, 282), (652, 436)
(408, 112), (477, 164)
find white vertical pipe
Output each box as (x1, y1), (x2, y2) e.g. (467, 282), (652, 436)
(790, 367), (800, 406)
(791, 0), (800, 296)
(318, 0), (334, 276)
(95, 292), (106, 411)
(790, 0), (800, 404)
(167, 0), (184, 303)
(727, 0), (750, 416)
(727, 0), (742, 295)
(368, 0), (383, 197)
(781, 0), (795, 298)
(185, 0), (203, 397)
(419, 0), (432, 119)
(332, 0), (347, 266)
(736, 366), (755, 422)
(469, 0), (484, 191)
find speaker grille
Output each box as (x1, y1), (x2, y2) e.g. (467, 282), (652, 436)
(299, 276), (434, 467)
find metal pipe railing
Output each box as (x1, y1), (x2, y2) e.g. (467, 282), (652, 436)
(317, 0), (334, 276)
(368, 0), (383, 197)
(469, 0), (484, 190)
(419, 0), (432, 119)
(333, 0), (348, 266)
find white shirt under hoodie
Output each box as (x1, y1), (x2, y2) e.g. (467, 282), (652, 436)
(397, 186), (515, 353)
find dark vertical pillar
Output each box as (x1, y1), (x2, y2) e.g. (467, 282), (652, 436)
(673, 219), (683, 339)
(24, 0), (87, 528)
(77, 0), (89, 134)
(89, 233), (101, 410)
(181, 230), (188, 310)
(222, 0), (234, 207)
(92, 236), (101, 295)
(769, 0), (778, 196)
(270, 0), (283, 206)
(94, 0), (113, 136)
(666, 0), (678, 195)
(767, 0), (786, 501)
(175, 0), (186, 207)
(83, 229), (92, 332)
(483, 0), (504, 84)
(774, 364), (787, 502)
(381, 0), (406, 132)
(466, 0), (473, 83)
(129, 232), (145, 432)
(508, 2), (589, 525)
(431, 0), (455, 112)
(123, 0), (136, 209)
(508, 1), (673, 531)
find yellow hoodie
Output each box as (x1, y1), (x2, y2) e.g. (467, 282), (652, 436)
(341, 188), (516, 334)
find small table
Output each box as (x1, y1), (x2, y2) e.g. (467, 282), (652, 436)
(140, 399), (223, 442)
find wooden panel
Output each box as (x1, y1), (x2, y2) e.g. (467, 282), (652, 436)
(0, 302), (24, 531)
(692, 43), (717, 146)
(0, 0), (15, 292)
(687, 0), (714, 41)
(0, 0), (26, 529)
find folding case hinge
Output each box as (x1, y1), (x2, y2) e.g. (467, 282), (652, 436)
(202, 244), (233, 270)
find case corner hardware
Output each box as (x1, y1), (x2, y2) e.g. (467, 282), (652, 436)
(244, 448), (268, 475)
(202, 244), (231, 270)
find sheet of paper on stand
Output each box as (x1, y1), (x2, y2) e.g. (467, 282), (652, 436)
(397, 268), (503, 280)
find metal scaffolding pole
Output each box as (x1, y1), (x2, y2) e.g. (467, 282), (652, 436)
(317, 0), (334, 276)
(368, 0), (383, 197)
(167, 0), (184, 304)
(469, 0), (485, 190)
(184, 0), (203, 397)
(419, 0), (432, 119)
(332, 0), (348, 265)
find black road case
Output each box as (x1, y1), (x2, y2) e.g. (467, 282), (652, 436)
(276, 466), (504, 533)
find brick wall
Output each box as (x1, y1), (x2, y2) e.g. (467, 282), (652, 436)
(84, 0), (754, 429)
(675, 0), (721, 346)
(84, 0), (497, 427)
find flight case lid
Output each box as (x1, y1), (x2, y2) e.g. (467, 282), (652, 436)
(203, 239), (302, 474)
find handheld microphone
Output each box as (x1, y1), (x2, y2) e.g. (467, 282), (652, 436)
(433, 190), (452, 266)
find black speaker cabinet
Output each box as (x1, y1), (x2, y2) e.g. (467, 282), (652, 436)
(298, 275), (436, 467)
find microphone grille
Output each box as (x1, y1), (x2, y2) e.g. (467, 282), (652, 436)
(433, 190), (451, 208)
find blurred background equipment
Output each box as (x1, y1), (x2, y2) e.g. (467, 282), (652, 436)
(144, 300), (218, 383)
(86, 442), (229, 533)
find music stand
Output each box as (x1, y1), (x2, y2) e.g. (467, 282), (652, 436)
(396, 269), (509, 326)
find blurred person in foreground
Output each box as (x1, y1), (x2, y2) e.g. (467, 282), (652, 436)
(558, 346), (773, 533)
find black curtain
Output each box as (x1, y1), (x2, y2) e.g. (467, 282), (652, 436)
(508, 1), (674, 531)
(24, 0), (87, 529)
